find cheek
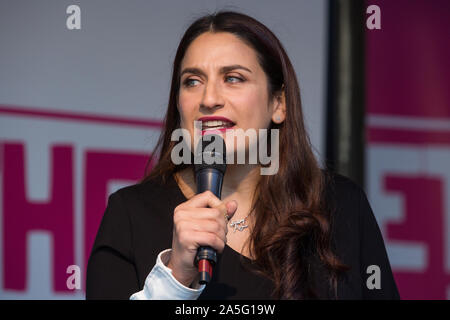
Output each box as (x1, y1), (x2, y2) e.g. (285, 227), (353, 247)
(235, 91), (271, 128)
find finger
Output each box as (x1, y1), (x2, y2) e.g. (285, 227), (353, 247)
(225, 200), (238, 217)
(174, 208), (228, 238)
(191, 231), (226, 253)
(181, 219), (227, 241)
(174, 207), (227, 222)
(183, 191), (224, 210)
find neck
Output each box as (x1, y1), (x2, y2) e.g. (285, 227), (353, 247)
(175, 164), (260, 215)
(222, 164), (260, 200)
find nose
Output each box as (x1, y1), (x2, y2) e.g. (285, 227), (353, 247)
(200, 80), (224, 110)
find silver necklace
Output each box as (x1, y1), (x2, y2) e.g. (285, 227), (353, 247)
(229, 214), (250, 232)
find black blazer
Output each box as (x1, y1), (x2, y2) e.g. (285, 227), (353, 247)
(86, 172), (400, 299)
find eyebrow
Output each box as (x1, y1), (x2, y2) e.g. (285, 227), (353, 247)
(180, 64), (252, 78)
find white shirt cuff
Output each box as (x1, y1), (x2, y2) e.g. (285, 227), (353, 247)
(129, 249), (206, 300)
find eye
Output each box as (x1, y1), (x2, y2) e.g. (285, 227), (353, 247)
(225, 76), (244, 83)
(183, 78), (200, 87)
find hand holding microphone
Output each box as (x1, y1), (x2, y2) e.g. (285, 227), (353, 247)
(168, 193), (237, 287)
(167, 135), (235, 287)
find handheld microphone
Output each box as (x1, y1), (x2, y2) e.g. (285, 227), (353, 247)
(194, 134), (227, 285)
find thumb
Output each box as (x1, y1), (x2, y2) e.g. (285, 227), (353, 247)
(226, 200), (238, 218)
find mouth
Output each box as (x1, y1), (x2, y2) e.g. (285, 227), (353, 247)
(198, 117), (236, 134)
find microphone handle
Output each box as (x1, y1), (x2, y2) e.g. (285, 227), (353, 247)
(196, 168), (223, 197)
(195, 168), (223, 284)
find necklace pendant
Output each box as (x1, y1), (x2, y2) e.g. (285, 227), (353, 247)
(229, 219), (249, 233)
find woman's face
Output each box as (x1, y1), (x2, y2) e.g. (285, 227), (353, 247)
(177, 32), (285, 157)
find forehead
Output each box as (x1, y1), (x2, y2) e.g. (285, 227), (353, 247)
(181, 32), (260, 70)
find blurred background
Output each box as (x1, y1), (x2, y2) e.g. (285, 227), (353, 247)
(0, 0), (448, 299)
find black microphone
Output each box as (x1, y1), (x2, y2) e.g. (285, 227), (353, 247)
(194, 134), (227, 285)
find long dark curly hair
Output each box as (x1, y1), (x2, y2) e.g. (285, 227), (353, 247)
(141, 10), (348, 299)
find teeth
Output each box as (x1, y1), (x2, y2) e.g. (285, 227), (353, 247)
(203, 126), (226, 130)
(202, 120), (234, 128)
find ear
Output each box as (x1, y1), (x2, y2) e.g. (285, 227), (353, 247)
(271, 88), (286, 124)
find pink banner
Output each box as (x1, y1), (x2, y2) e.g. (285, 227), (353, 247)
(0, 105), (161, 298)
(366, 0), (450, 299)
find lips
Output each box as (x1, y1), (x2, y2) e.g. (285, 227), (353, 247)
(198, 116), (235, 131)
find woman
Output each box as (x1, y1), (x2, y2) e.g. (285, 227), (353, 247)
(86, 11), (399, 300)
